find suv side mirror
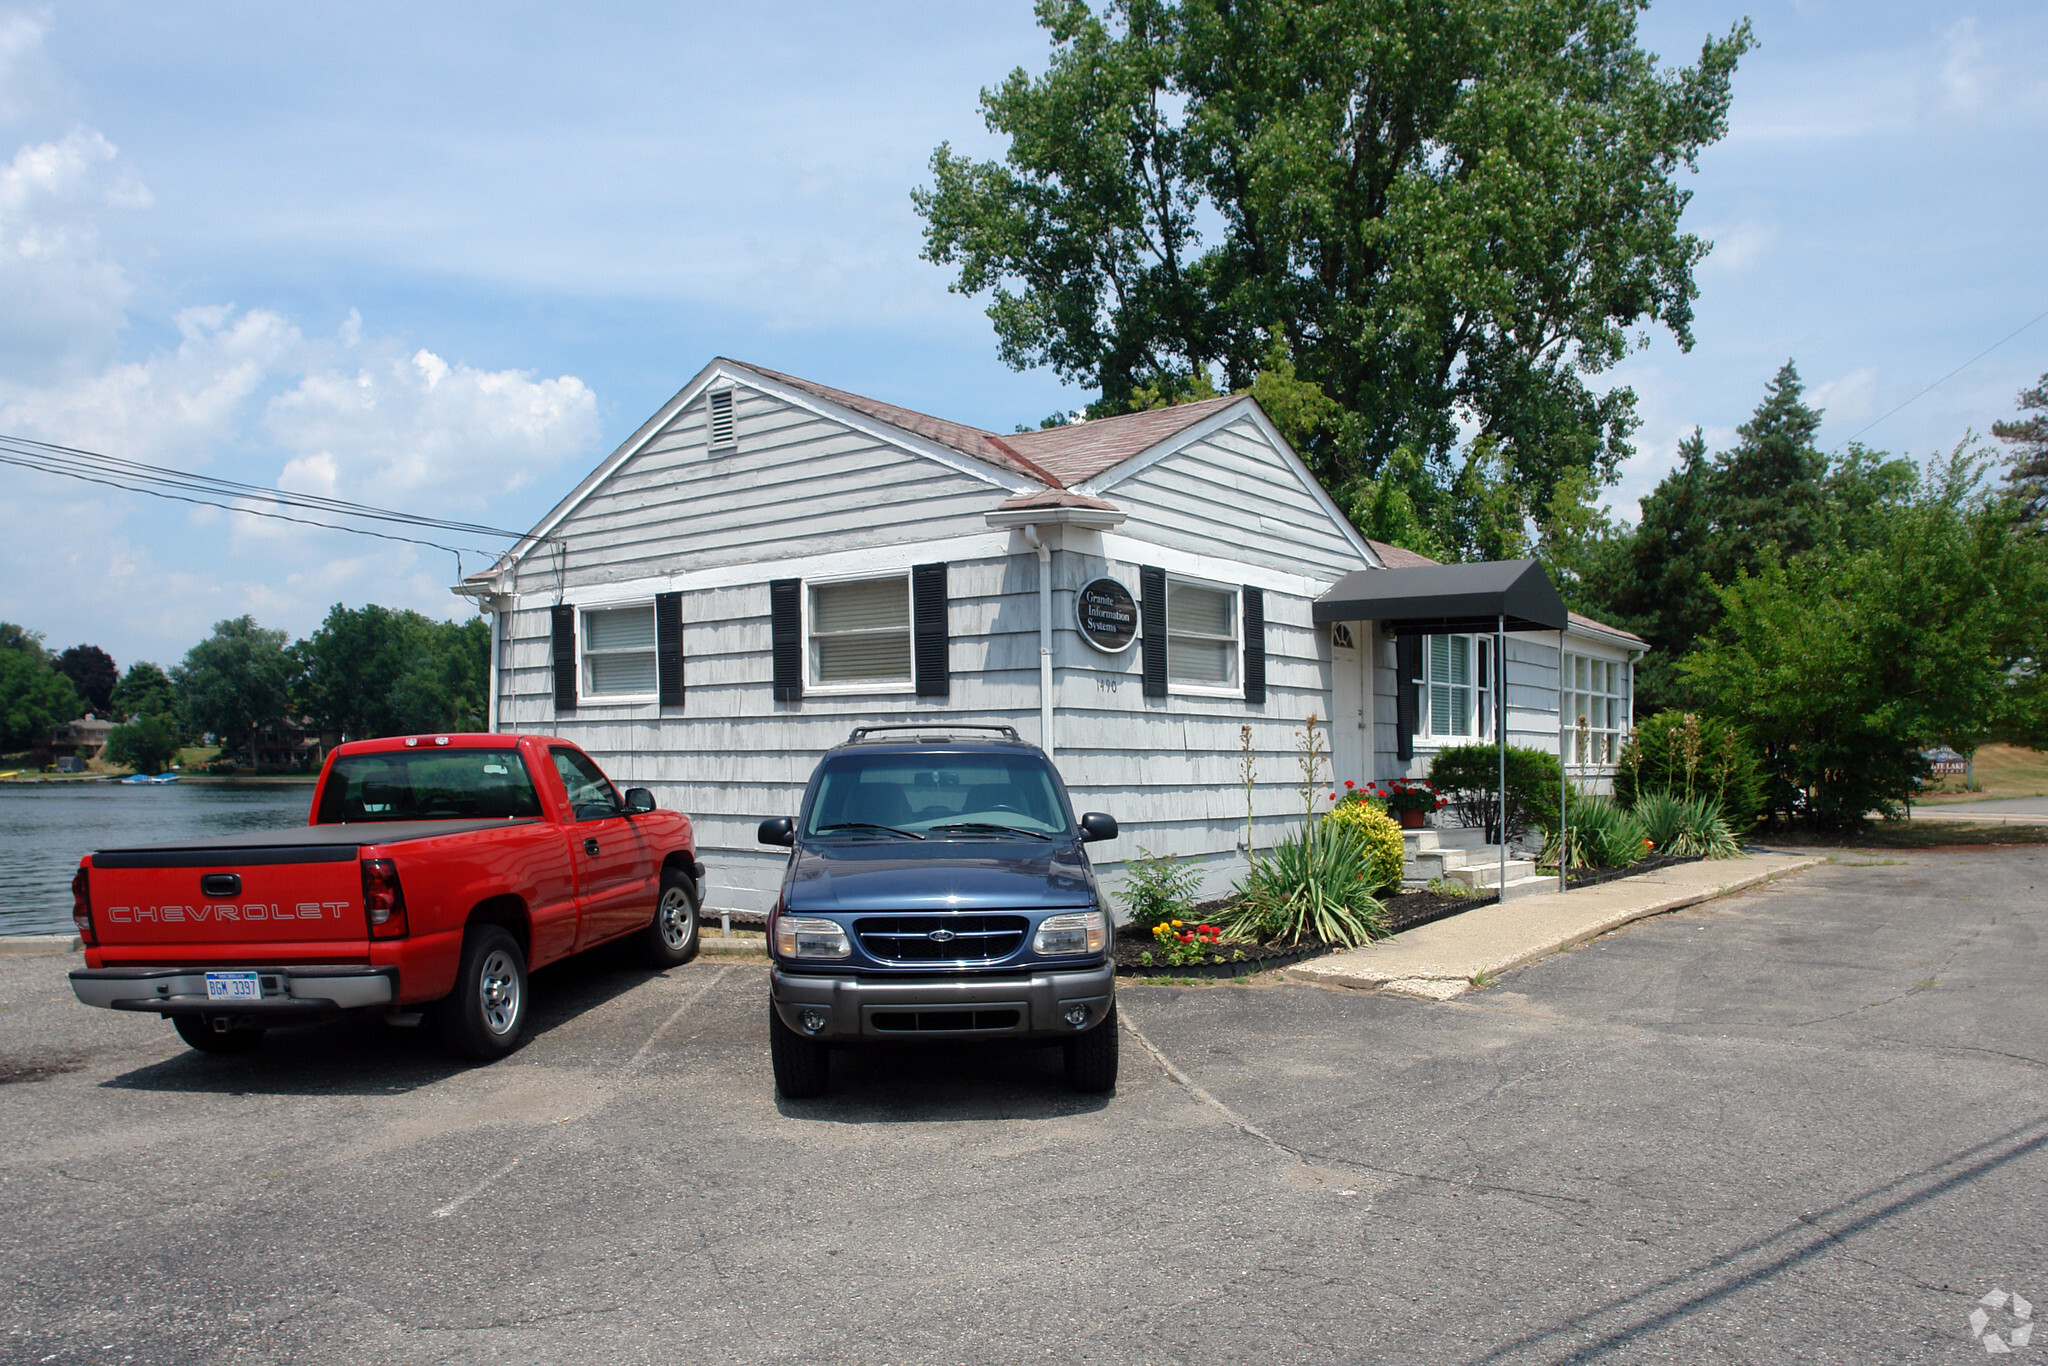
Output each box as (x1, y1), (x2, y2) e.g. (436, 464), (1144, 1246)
(758, 816), (796, 847)
(623, 787), (657, 814)
(1079, 812), (1118, 843)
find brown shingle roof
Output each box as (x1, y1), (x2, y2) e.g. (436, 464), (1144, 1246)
(1003, 395), (1244, 486)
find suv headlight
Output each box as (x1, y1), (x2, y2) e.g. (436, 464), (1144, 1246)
(774, 916), (851, 959)
(1033, 910), (1106, 956)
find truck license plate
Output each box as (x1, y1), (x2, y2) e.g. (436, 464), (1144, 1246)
(204, 971), (262, 1002)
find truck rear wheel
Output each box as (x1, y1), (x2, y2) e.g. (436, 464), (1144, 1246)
(172, 1013), (264, 1055)
(641, 870), (700, 968)
(769, 1004), (829, 1099)
(436, 926), (529, 1061)
(1062, 1004), (1119, 1093)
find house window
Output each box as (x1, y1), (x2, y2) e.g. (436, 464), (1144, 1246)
(708, 389), (736, 451)
(583, 604), (658, 698)
(1167, 579), (1238, 687)
(1421, 634), (1493, 740)
(809, 575), (912, 687)
(1566, 653), (1629, 767)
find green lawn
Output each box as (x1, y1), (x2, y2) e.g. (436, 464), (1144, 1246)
(1917, 744), (2048, 803)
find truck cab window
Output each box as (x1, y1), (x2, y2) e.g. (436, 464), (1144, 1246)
(551, 747), (622, 821)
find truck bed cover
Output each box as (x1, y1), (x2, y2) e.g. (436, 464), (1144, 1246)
(91, 819), (540, 868)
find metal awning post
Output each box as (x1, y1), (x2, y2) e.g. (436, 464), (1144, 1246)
(1559, 628), (1567, 893)
(1497, 613), (1507, 899)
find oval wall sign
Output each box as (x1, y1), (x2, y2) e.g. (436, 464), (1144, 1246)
(1076, 577), (1139, 653)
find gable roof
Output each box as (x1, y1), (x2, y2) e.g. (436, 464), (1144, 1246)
(1002, 395), (1245, 486)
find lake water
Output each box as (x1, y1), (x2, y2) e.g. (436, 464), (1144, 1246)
(0, 782), (314, 935)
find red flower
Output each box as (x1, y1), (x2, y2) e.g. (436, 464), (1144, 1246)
(1344, 780), (1356, 789)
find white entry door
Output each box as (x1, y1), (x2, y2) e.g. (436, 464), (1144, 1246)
(1329, 621), (1367, 785)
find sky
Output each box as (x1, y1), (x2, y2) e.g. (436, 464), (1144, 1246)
(1, 0), (2044, 672)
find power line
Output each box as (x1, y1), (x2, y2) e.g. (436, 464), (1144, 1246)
(1836, 305), (2048, 451)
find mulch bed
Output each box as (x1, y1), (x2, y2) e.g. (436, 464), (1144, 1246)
(1111, 933), (1338, 978)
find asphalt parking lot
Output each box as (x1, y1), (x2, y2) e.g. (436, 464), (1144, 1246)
(3, 848), (2044, 1364)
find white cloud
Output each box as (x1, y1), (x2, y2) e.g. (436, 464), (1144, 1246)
(1697, 219), (1776, 277)
(0, 126), (149, 378)
(1810, 366), (1881, 431)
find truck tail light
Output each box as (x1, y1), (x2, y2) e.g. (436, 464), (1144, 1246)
(71, 864), (95, 946)
(362, 859), (409, 938)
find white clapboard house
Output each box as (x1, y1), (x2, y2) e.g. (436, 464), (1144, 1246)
(455, 358), (1645, 913)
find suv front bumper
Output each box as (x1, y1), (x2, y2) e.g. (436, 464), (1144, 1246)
(771, 962), (1113, 1042)
(70, 965), (396, 1021)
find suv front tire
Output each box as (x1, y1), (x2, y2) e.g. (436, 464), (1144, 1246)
(769, 1004), (830, 1099)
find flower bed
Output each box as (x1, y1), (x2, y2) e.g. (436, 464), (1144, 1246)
(1111, 931), (1338, 978)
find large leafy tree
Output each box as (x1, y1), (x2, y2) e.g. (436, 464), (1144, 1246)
(1993, 371), (2048, 526)
(295, 604), (489, 740)
(104, 714), (181, 775)
(1680, 451), (2048, 827)
(173, 617), (297, 769)
(54, 644), (118, 716)
(917, 0), (1752, 517)
(109, 662), (177, 723)
(0, 649), (80, 752)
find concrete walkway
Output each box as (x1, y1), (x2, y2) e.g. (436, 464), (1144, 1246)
(1287, 852), (1826, 1000)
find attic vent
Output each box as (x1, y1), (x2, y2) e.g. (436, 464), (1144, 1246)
(708, 389), (736, 451)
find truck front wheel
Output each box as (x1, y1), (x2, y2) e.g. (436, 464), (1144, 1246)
(172, 1014), (264, 1055)
(769, 1004), (829, 1099)
(436, 926), (529, 1061)
(641, 870), (701, 968)
(1062, 1004), (1119, 1093)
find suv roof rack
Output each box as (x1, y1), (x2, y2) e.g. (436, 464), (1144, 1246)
(845, 722), (1023, 744)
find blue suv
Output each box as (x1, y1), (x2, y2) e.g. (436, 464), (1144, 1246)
(758, 724), (1119, 1098)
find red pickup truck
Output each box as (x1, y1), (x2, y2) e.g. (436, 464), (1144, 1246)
(67, 734), (701, 1060)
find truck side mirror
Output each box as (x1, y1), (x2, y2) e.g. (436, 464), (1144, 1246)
(623, 787), (656, 814)
(758, 816), (796, 847)
(1079, 812), (1118, 843)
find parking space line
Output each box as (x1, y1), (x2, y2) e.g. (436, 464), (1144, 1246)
(433, 1157), (520, 1218)
(624, 965), (732, 1076)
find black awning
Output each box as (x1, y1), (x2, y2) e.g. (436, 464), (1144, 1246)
(1312, 558), (1568, 634)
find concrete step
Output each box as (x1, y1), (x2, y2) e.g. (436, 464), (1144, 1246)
(1402, 826), (1490, 854)
(1497, 874), (1562, 902)
(1447, 857), (1536, 889)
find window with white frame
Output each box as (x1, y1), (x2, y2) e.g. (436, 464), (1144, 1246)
(809, 575), (912, 686)
(1166, 579), (1238, 687)
(583, 604), (657, 698)
(1420, 634), (1493, 740)
(1566, 652), (1630, 767)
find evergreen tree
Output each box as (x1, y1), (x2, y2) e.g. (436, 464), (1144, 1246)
(1702, 360), (1828, 582)
(1993, 372), (2048, 526)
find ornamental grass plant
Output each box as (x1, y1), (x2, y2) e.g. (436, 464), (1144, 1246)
(1226, 824), (1386, 947)
(1631, 792), (1742, 859)
(1543, 788), (1650, 870)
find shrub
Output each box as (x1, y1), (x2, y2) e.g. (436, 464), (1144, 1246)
(1428, 744), (1564, 843)
(1613, 712), (1765, 831)
(1631, 792), (1742, 859)
(1225, 825), (1385, 947)
(104, 713), (181, 775)
(1321, 799), (1407, 892)
(1544, 789), (1648, 870)
(1114, 848), (1205, 932)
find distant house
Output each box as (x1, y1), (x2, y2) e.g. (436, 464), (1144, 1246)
(52, 714), (114, 763)
(455, 359), (1646, 915)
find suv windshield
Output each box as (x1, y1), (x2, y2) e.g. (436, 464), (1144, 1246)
(805, 752), (1070, 838)
(317, 749), (542, 822)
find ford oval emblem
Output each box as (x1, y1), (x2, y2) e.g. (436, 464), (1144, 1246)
(927, 928), (957, 944)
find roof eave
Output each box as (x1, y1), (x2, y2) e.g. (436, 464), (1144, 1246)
(985, 506), (1128, 531)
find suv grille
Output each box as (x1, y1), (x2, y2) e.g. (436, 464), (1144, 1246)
(853, 914), (1029, 963)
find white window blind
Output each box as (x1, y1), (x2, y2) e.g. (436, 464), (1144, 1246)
(810, 577), (912, 684)
(584, 604), (657, 696)
(1166, 580), (1237, 685)
(1422, 634), (1492, 739)
(708, 389), (736, 450)
(1567, 653), (1629, 767)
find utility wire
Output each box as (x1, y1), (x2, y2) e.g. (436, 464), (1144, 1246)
(1835, 304), (2048, 451)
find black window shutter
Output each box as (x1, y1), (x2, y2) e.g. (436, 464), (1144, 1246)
(1140, 565), (1167, 698)
(656, 591), (685, 707)
(1242, 586), (1266, 705)
(770, 579), (802, 702)
(1396, 631), (1421, 761)
(550, 605), (577, 714)
(912, 562), (949, 698)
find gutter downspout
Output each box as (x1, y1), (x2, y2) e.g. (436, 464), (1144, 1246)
(487, 604), (503, 734)
(1024, 525), (1054, 755)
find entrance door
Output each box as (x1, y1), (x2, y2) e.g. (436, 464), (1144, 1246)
(1330, 621), (1367, 785)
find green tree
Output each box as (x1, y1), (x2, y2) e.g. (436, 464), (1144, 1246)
(54, 644), (118, 716)
(1993, 371), (2048, 526)
(0, 622), (48, 661)
(104, 713), (181, 774)
(1679, 451), (2048, 827)
(173, 617), (297, 770)
(0, 649), (81, 751)
(109, 662), (177, 723)
(917, 0), (1752, 517)
(296, 604), (488, 740)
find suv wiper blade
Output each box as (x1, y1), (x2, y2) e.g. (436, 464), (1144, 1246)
(926, 822), (1054, 841)
(813, 822), (925, 840)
